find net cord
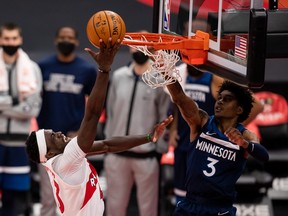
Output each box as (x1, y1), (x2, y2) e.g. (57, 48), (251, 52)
(124, 35), (182, 88)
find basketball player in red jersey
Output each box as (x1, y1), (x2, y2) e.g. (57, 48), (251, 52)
(25, 39), (173, 216)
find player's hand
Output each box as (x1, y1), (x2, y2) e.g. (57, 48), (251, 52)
(224, 127), (248, 148)
(151, 115), (173, 142)
(85, 38), (121, 72)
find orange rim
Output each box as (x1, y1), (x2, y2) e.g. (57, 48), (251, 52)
(122, 32), (209, 50)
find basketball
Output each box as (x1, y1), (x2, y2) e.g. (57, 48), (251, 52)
(86, 10), (126, 48)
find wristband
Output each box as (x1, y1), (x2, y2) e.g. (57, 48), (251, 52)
(98, 68), (111, 73)
(246, 142), (255, 153)
(245, 141), (269, 162)
(147, 134), (152, 142)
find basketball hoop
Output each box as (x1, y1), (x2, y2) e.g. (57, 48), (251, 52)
(122, 31), (209, 88)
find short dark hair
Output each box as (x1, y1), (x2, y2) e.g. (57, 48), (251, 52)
(25, 131), (41, 164)
(55, 26), (78, 39)
(0, 22), (22, 37)
(218, 80), (254, 123)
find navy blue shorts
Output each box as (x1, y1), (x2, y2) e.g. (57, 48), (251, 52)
(0, 144), (30, 190)
(173, 198), (236, 216)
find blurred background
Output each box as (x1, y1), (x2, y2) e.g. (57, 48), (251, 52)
(0, 0), (155, 69)
(1, 1), (288, 215)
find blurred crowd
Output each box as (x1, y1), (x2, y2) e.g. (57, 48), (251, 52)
(0, 22), (288, 216)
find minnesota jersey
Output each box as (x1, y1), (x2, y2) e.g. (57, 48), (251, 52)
(185, 116), (247, 204)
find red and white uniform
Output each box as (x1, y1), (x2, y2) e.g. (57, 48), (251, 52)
(43, 137), (104, 216)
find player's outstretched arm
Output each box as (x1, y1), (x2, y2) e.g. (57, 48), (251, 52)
(166, 81), (204, 132)
(77, 39), (121, 153)
(87, 115), (173, 155)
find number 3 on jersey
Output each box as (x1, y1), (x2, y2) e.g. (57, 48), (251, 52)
(203, 157), (219, 177)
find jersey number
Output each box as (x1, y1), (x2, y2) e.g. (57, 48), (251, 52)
(203, 157), (218, 177)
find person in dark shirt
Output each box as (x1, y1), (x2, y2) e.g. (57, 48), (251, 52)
(165, 79), (269, 216)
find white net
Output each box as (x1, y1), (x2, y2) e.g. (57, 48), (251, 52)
(124, 35), (182, 88)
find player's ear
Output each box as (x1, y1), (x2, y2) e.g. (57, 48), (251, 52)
(236, 106), (243, 115)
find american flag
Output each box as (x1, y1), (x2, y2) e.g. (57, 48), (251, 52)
(234, 35), (247, 59)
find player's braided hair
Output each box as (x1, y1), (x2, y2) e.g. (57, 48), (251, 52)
(25, 131), (41, 164)
(218, 80), (254, 123)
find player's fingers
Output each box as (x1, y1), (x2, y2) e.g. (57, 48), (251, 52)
(164, 115), (173, 126)
(225, 128), (242, 143)
(152, 133), (158, 142)
(106, 37), (113, 48)
(160, 118), (172, 129)
(153, 125), (164, 142)
(224, 127), (234, 135)
(224, 128), (238, 139)
(153, 116), (173, 142)
(113, 38), (121, 46)
(152, 116), (173, 139)
(109, 39), (121, 53)
(99, 39), (107, 50)
(84, 48), (97, 58)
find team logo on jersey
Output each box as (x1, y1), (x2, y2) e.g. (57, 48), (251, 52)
(206, 131), (216, 136)
(81, 163), (103, 209)
(196, 139), (237, 161)
(218, 211), (229, 215)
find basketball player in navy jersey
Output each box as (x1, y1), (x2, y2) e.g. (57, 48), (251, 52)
(167, 64), (222, 203)
(165, 79), (269, 216)
(168, 64), (264, 203)
(169, 13), (264, 204)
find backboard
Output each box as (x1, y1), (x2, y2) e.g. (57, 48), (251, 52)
(153, 0), (288, 88)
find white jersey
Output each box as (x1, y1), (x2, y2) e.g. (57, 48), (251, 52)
(43, 137), (104, 216)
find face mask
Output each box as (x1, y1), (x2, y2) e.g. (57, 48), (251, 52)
(2, 45), (20, 56)
(57, 42), (76, 56)
(132, 51), (149, 65)
(187, 64), (203, 77)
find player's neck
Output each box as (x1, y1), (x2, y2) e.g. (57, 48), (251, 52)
(215, 118), (238, 133)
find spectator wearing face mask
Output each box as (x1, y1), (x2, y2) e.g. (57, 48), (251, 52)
(36, 26), (97, 216)
(0, 22), (42, 216)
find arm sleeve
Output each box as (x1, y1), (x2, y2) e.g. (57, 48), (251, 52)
(246, 142), (269, 162)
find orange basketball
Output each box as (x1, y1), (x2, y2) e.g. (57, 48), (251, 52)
(86, 10), (126, 48)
